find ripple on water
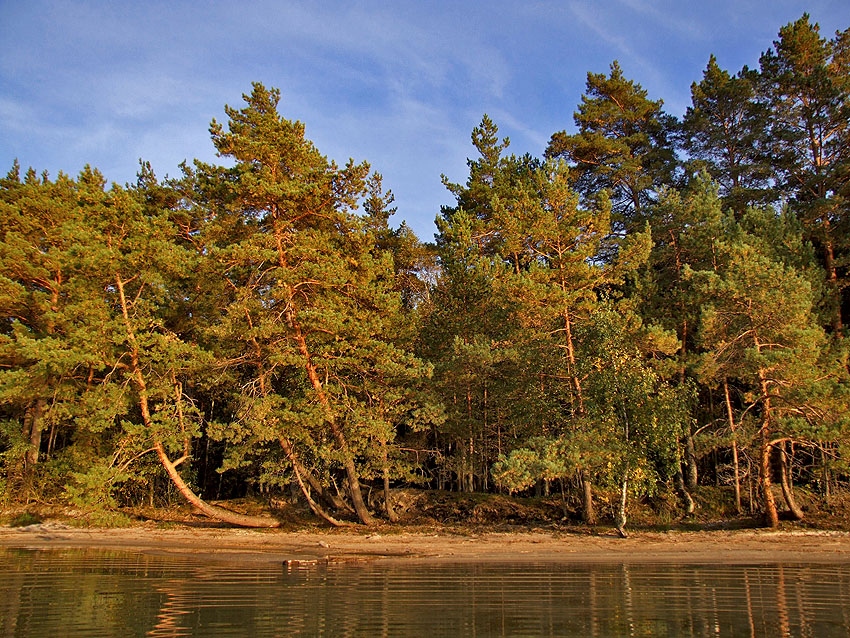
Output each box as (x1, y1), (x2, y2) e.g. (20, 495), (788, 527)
(1, 549), (849, 637)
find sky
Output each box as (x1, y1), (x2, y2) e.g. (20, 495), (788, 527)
(1, 1), (847, 241)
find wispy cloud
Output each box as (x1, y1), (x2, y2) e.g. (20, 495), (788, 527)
(3, 0), (848, 238)
(565, 2), (649, 66)
(616, 0), (708, 40)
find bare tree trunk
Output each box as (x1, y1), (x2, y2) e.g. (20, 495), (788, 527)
(820, 442), (831, 502)
(778, 442), (804, 521)
(23, 399), (46, 467)
(580, 470), (597, 524)
(685, 432), (698, 489)
(290, 459), (350, 527)
(279, 438), (353, 514)
(154, 441), (280, 528)
(381, 441), (399, 522)
(615, 476), (628, 538)
(759, 426), (779, 528)
(383, 470), (398, 523)
(723, 378), (742, 514)
(675, 462), (695, 515)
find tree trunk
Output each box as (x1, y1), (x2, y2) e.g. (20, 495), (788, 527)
(289, 459), (350, 527)
(759, 426), (780, 528)
(754, 338), (779, 528)
(823, 234), (843, 336)
(382, 441), (399, 522)
(685, 432), (698, 490)
(274, 220), (374, 525)
(289, 319), (375, 525)
(820, 442), (831, 502)
(154, 441), (280, 528)
(339, 448), (374, 525)
(279, 438), (354, 514)
(675, 462), (695, 515)
(116, 274), (279, 529)
(778, 442), (804, 521)
(580, 470), (597, 524)
(723, 378), (742, 514)
(23, 399), (46, 467)
(678, 313), (700, 496)
(383, 470), (398, 523)
(562, 308), (585, 414)
(562, 304), (599, 525)
(615, 476), (628, 538)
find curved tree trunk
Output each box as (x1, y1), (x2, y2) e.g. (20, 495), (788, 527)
(279, 438), (354, 515)
(291, 323), (374, 525)
(274, 225), (374, 526)
(759, 428), (780, 528)
(675, 462), (695, 515)
(116, 273), (278, 529)
(154, 441), (280, 528)
(289, 459), (350, 527)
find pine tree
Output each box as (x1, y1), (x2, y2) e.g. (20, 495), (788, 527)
(681, 56), (773, 216)
(694, 207), (848, 526)
(492, 158), (653, 522)
(425, 118), (533, 492)
(546, 61), (678, 232)
(0, 165), (83, 493)
(186, 84), (430, 525)
(758, 15), (850, 334)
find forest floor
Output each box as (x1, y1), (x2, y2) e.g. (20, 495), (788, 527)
(2, 487), (850, 565)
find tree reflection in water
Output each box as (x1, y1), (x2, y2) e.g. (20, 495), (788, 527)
(0, 549), (848, 636)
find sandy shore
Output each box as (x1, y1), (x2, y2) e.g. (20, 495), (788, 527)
(2, 524), (849, 565)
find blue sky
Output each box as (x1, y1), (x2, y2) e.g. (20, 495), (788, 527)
(1, 1), (847, 241)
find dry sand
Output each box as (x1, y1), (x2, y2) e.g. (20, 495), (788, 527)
(2, 524), (849, 566)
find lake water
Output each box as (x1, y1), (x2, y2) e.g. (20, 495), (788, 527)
(1, 548), (849, 637)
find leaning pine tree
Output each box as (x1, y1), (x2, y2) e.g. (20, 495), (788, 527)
(186, 83), (430, 526)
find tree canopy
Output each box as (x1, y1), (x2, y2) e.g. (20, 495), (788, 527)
(2, 15), (849, 532)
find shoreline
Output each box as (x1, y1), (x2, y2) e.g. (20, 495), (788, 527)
(2, 525), (850, 566)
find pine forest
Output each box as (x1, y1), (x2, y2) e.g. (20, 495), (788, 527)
(3, 15), (850, 534)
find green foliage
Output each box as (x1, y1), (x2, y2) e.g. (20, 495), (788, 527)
(2, 15), (850, 527)
(681, 56), (773, 214)
(546, 60), (678, 228)
(578, 309), (689, 488)
(9, 511), (42, 527)
(64, 459), (131, 512)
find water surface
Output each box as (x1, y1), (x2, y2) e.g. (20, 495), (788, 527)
(1, 548), (849, 636)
